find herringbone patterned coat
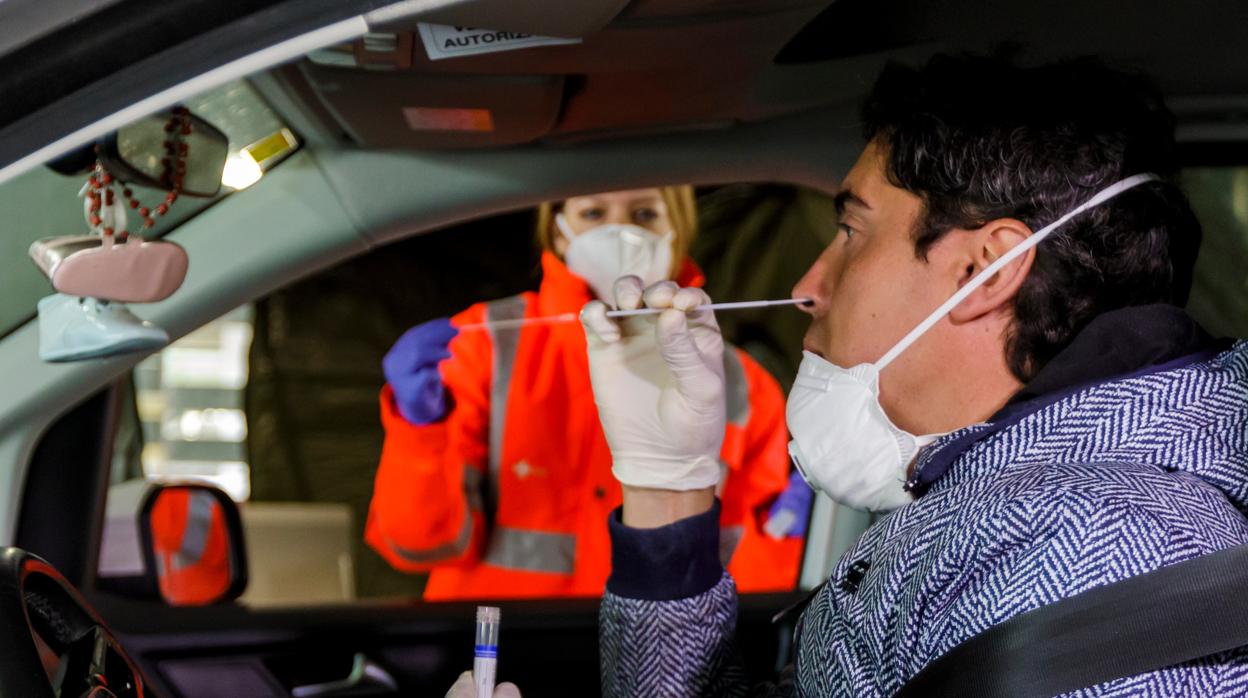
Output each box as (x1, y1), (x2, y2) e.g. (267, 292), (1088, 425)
(602, 340), (1248, 697)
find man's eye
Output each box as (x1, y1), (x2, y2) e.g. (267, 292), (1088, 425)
(579, 208), (605, 221)
(839, 223), (857, 239)
(632, 207), (659, 224)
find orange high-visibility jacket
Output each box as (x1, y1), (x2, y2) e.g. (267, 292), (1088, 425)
(366, 253), (802, 600)
(150, 488), (232, 606)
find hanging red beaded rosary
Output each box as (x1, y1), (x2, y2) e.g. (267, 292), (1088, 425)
(83, 106), (192, 242)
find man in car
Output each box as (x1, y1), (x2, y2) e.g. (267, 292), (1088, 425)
(583, 54), (1248, 695)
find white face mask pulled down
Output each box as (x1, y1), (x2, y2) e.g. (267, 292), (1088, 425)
(557, 213), (674, 301)
(786, 173), (1161, 513)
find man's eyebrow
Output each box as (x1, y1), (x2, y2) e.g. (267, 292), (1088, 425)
(834, 189), (871, 215)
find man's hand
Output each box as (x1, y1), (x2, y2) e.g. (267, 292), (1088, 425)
(444, 671), (521, 698)
(581, 277), (726, 526)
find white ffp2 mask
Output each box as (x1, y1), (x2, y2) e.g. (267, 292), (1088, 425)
(786, 173), (1161, 512)
(557, 213), (674, 301)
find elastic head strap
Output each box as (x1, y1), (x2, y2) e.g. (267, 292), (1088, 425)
(874, 173), (1162, 371)
(555, 212), (575, 241)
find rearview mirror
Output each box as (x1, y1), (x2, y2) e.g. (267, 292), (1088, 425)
(139, 484), (247, 606)
(98, 109), (229, 198)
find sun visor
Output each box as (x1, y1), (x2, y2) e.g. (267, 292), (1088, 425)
(299, 63), (564, 149)
(369, 0), (631, 40)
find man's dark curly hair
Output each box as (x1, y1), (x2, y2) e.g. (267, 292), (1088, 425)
(863, 53), (1202, 381)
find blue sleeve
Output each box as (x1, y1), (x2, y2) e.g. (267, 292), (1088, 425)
(606, 500), (725, 600)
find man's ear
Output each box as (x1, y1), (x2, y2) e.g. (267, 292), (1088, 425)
(948, 219), (1035, 324)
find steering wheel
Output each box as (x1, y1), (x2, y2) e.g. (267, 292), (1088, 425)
(0, 547), (144, 697)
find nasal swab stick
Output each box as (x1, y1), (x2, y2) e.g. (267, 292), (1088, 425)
(457, 298), (812, 332)
(606, 297), (811, 318)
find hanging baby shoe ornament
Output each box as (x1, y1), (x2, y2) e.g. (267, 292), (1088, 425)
(31, 108), (200, 362)
(31, 163), (189, 303)
(37, 294), (170, 362)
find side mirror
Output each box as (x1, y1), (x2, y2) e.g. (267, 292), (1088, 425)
(139, 484), (247, 606)
(98, 110), (229, 198)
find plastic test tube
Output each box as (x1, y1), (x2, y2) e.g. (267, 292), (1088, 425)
(475, 606), (500, 697)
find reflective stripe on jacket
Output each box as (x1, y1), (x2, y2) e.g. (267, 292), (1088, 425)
(150, 488), (232, 605)
(365, 252), (801, 600)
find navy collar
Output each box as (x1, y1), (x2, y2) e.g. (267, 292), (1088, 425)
(907, 305), (1229, 496)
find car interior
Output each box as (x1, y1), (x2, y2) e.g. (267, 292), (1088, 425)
(0, 0), (1246, 695)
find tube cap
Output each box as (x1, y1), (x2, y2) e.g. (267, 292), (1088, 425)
(476, 606), (501, 624)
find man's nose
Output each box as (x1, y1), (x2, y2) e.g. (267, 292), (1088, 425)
(792, 256), (826, 316)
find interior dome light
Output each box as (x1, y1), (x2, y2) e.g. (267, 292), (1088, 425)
(221, 151), (262, 190)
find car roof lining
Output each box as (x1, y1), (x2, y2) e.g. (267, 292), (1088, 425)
(0, 0), (128, 58)
(266, 0), (1248, 151)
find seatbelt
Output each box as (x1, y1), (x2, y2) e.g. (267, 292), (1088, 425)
(895, 541), (1248, 698)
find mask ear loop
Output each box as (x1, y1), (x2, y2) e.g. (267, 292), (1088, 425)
(873, 173), (1162, 372)
(555, 212), (576, 242)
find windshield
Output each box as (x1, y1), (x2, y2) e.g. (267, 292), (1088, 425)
(0, 79), (297, 338)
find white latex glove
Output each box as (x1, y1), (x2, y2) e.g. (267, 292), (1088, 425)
(580, 276), (727, 490)
(445, 671), (522, 698)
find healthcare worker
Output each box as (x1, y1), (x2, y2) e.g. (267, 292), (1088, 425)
(590, 56), (1248, 696)
(365, 186), (806, 601)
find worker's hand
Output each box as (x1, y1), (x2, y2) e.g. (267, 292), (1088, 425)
(383, 317), (458, 425)
(581, 277), (727, 490)
(764, 470), (815, 540)
(444, 671), (522, 698)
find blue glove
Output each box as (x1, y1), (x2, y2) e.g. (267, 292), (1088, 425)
(383, 317), (458, 425)
(764, 470), (815, 540)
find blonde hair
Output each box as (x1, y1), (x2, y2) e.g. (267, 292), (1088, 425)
(536, 186), (698, 278)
